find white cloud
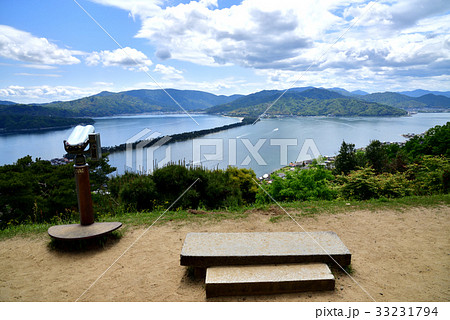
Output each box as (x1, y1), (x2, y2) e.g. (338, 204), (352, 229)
(20, 64), (58, 70)
(0, 85), (102, 104)
(86, 47), (152, 71)
(345, 0), (450, 30)
(14, 73), (61, 77)
(93, 0), (450, 86)
(92, 81), (114, 87)
(2, 1), (448, 103)
(0, 78), (250, 104)
(137, 76), (260, 96)
(154, 64), (184, 80)
(134, 0), (327, 67)
(0, 25), (81, 65)
(90, 0), (162, 20)
(257, 65), (450, 93)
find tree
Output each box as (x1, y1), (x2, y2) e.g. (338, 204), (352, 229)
(365, 140), (388, 173)
(334, 141), (357, 175)
(0, 155), (116, 228)
(403, 122), (450, 160)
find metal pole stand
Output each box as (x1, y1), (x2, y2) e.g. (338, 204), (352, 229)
(74, 155), (94, 225)
(48, 145), (121, 241)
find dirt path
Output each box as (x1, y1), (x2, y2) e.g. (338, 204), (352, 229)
(1, 206), (449, 302)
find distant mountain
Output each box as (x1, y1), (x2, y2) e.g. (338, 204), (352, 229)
(42, 89), (242, 117)
(45, 93), (171, 117)
(207, 90), (282, 114)
(399, 89), (450, 98)
(0, 104), (78, 117)
(0, 100), (18, 106)
(327, 87), (354, 96)
(325, 88), (368, 97)
(359, 92), (450, 111)
(116, 89), (242, 110)
(3, 87), (447, 123)
(359, 92), (423, 107)
(0, 104), (93, 133)
(207, 88), (407, 117)
(209, 88), (346, 113)
(94, 91), (115, 97)
(287, 86), (315, 93)
(298, 88), (346, 99)
(414, 94), (450, 107)
(227, 94), (245, 101)
(351, 90), (369, 96)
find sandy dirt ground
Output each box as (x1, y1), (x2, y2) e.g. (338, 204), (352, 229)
(0, 206), (449, 302)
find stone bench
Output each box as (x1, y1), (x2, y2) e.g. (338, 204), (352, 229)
(205, 263), (335, 298)
(180, 231), (351, 268)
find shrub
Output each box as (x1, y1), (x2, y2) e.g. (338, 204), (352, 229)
(406, 155), (450, 195)
(226, 167), (258, 205)
(151, 164), (201, 209)
(337, 167), (379, 200)
(377, 172), (412, 198)
(118, 175), (157, 211)
(108, 171), (140, 198)
(108, 164), (258, 211)
(257, 166), (336, 203)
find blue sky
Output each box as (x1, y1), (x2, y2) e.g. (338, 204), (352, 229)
(0, 0), (449, 103)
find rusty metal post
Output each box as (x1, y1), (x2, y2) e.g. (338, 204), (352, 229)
(48, 126), (122, 240)
(74, 155), (94, 225)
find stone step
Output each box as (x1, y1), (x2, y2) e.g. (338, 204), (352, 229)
(205, 263), (335, 298)
(180, 232), (351, 268)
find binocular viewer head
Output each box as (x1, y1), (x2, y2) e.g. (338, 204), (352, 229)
(64, 125), (101, 161)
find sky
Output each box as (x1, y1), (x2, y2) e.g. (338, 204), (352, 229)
(0, 0), (449, 104)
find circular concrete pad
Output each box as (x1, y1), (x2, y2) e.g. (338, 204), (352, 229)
(48, 222), (122, 240)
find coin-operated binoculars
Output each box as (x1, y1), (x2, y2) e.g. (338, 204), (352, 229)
(64, 125), (99, 225)
(48, 125), (121, 241)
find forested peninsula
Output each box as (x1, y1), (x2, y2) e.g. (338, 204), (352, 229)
(100, 117), (256, 154)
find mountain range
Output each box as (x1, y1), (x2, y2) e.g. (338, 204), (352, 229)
(358, 92), (450, 111)
(40, 89), (243, 117)
(207, 88), (409, 117)
(0, 87), (449, 132)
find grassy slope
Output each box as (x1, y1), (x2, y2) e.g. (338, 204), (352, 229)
(1, 194), (448, 239)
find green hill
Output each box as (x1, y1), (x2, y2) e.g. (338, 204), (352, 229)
(45, 93), (169, 117)
(400, 89), (450, 98)
(0, 89), (244, 130)
(359, 92), (450, 111)
(41, 89), (242, 117)
(4, 88), (447, 124)
(207, 89), (407, 117)
(0, 104), (77, 117)
(292, 87), (345, 99)
(415, 94), (450, 107)
(0, 104), (94, 133)
(0, 100), (17, 106)
(117, 89), (242, 110)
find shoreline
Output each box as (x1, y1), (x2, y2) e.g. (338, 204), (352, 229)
(0, 124), (89, 136)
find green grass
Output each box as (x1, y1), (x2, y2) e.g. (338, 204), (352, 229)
(1, 194), (448, 240)
(281, 194), (450, 214)
(268, 215), (283, 223)
(0, 222), (61, 239)
(344, 264), (354, 275)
